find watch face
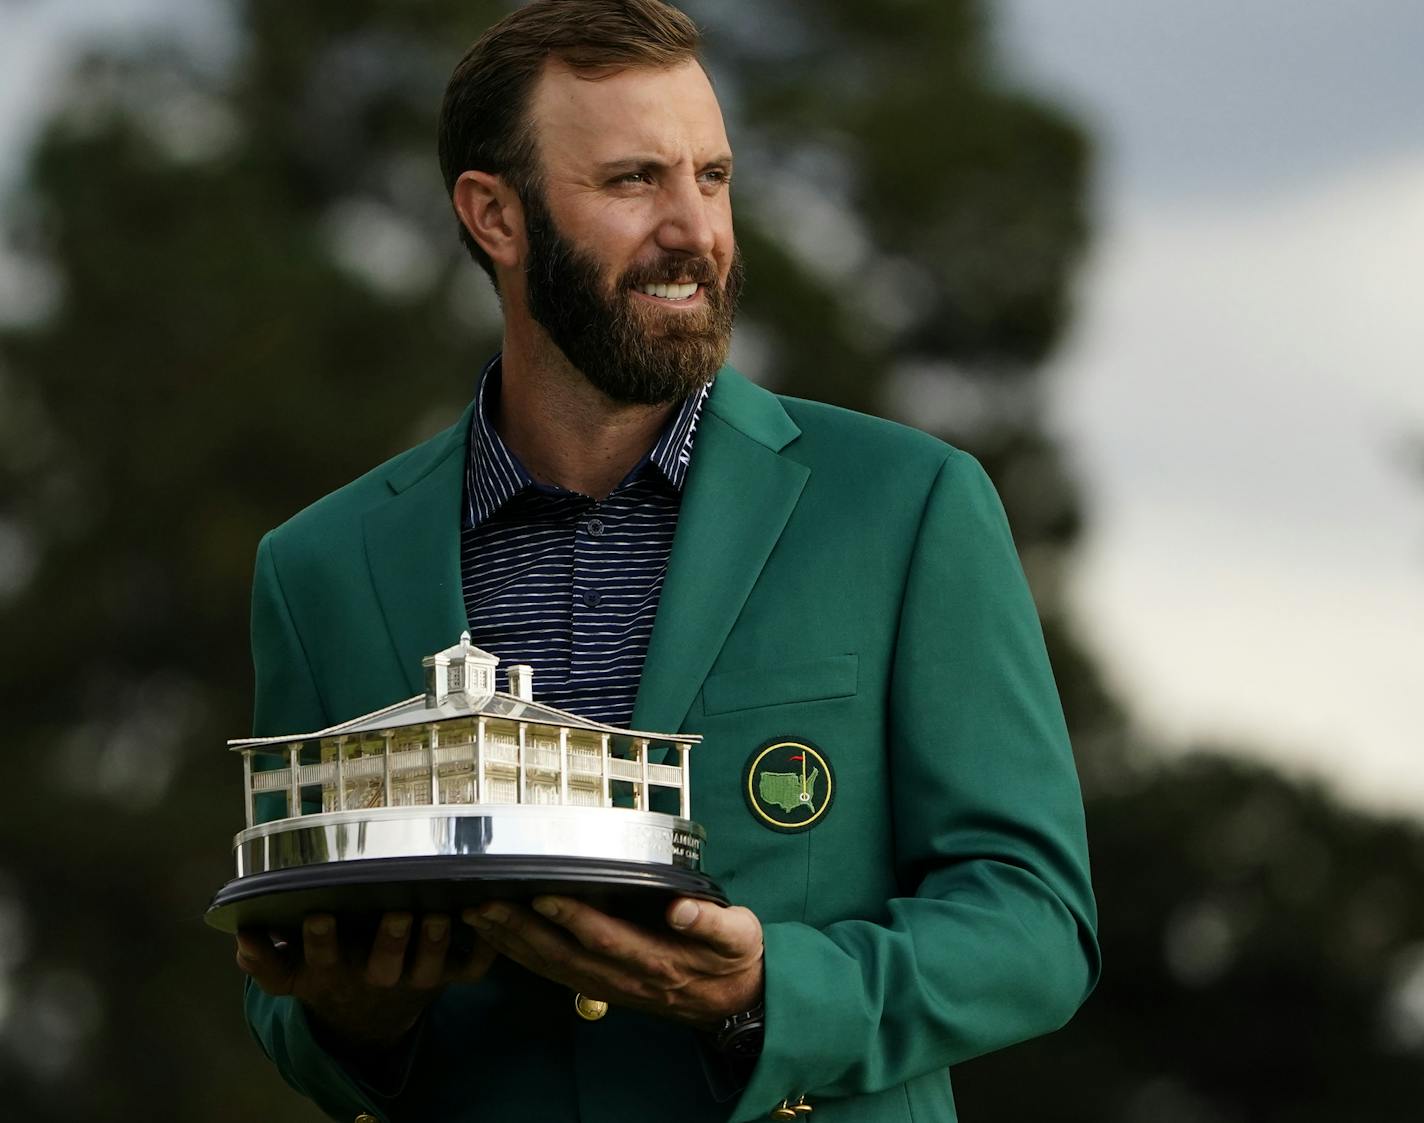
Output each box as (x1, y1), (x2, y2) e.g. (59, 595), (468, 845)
(723, 1024), (765, 1057)
(718, 1003), (766, 1057)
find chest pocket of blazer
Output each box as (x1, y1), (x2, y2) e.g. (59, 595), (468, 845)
(702, 653), (858, 715)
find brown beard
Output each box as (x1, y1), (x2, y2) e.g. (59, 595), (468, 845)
(523, 189), (744, 405)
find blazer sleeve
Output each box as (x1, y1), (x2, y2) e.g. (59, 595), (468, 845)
(731, 451), (1101, 1121)
(242, 532), (403, 1123)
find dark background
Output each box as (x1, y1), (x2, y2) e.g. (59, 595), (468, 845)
(2, 1), (1423, 1120)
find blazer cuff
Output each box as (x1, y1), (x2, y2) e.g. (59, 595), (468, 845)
(726, 921), (862, 1123)
(246, 982), (419, 1122)
(303, 1000), (427, 1102)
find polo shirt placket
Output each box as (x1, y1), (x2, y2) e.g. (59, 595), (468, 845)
(459, 355), (709, 729)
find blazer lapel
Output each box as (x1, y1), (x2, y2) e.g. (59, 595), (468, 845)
(363, 403), (475, 696)
(361, 375), (806, 729)
(632, 371), (807, 737)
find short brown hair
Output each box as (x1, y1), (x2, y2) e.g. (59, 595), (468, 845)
(438, 0), (703, 280)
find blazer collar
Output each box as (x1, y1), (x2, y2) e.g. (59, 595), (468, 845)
(364, 399), (475, 696)
(385, 397), (477, 495)
(362, 368), (808, 724)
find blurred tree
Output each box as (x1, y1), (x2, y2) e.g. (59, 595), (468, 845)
(5, 1), (1421, 1121)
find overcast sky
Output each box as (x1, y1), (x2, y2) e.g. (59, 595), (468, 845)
(3, 0), (1422, 814)
(999, 0), (1424, 814)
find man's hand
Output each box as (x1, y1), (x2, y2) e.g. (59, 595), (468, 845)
(465, 896), (763, 1029)
(235, 912), (497, 1052)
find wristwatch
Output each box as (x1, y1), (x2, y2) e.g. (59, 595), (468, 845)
(712, 1000), (766, 1058)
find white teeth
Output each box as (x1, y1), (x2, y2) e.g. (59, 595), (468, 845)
(639, 282), (699, 300)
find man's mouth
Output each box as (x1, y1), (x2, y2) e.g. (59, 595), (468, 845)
(634, 281), (702, 302)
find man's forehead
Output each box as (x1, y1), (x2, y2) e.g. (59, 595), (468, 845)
(529, 58), (730, 171)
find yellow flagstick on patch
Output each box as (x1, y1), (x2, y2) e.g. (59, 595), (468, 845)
(743, 738), (835, 833)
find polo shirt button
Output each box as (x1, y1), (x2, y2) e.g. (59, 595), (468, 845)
(582, 591), (601, 608)
(587, 517), (605, 536)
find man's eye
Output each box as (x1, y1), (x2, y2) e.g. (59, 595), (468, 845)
(700, 170), (731, 186)
(616, 172), (651, 185)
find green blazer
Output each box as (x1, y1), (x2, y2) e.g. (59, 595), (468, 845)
(243, 369), (1099, 1123)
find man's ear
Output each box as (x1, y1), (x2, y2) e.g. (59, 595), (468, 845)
(453, 170), (524, 270)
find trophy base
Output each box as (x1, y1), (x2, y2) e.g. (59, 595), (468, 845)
(206, 803), (726, 934)
(205, 854), (727, 934)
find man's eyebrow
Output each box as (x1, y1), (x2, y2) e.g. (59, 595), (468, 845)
(596, 153), (734, 174)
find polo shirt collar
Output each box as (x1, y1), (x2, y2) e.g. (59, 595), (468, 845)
(463, 353), (710, 530)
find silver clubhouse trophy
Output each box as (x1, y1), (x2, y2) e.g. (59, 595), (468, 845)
(205, 633), (725, 934)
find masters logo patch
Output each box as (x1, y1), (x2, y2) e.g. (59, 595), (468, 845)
(743, 738), (835, 833)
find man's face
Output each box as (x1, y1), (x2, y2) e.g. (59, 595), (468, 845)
(519, 59), (741, 405)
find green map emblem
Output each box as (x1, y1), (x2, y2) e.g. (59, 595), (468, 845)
(743, 739), (835, 832)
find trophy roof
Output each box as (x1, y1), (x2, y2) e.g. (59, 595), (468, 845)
(424, 630), (499, 665)
(227, 688), (700, 751)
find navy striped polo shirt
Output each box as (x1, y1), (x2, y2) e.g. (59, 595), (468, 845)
(459, 355), (709, 727)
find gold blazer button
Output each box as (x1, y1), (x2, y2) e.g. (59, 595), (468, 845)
(573, 992), (609, 1021)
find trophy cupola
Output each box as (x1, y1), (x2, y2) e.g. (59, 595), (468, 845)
(423, 631), (500, 708)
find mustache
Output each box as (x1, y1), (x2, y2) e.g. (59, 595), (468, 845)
(621, 256), (720, 288)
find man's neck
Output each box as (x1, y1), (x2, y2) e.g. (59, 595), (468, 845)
(495, 325), (680, 501)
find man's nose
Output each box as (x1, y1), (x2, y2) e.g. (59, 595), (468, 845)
(655, 175), (717, 258)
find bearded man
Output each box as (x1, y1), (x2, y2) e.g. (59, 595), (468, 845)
(233, 2), (1099, 1121)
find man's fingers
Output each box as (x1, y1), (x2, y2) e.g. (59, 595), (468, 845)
(235, 930), (296, 996)
(532, 896), (670, 970)
(406, 915), (451, 990)
(364, 913), (414, 988)
(446, 933), (499, 985)
(666, 899), (761, 963)
(302, 914), (341, 970)
(464, 903), (642, 996)
(235, 929), (267, 966)
(464, 902), (579, 972)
